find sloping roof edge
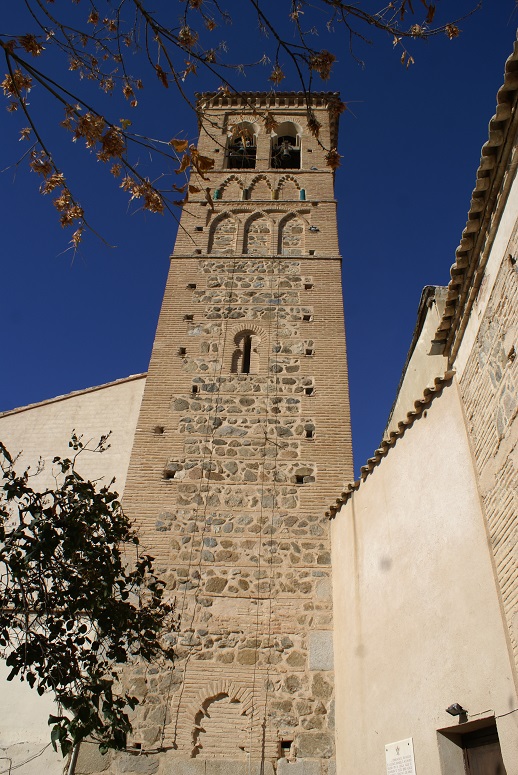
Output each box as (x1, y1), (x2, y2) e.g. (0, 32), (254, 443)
(327, 370), (456, 519)
(0, 373), (147, 419)
(384, 285), (446, 434)
(435, 36), (518, 356)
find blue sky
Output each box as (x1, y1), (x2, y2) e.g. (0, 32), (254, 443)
(1, 1), (516, 475)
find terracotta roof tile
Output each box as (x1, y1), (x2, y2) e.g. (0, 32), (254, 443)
(435, 37), (518, 357)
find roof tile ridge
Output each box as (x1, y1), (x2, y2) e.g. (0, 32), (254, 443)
(435, 35), (518, 350)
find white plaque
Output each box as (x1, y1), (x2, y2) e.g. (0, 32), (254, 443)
(385, 738), (417, 775)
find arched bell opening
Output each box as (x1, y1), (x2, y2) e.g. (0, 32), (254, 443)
(271, 122), (301, 169)
(225, 122), (257, 170)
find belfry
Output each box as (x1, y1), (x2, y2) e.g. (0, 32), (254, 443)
(121, 92), (353, 772)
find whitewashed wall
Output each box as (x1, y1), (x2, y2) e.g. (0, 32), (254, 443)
(331, 380), (518, 775)
(0, 375), (145, 775)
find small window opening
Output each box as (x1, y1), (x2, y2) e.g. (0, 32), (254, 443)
(305, 428), (314, 439)
(192, 385), (199, 394)
(308, 250), (316, 256)
(184, 314), (194, 321)
(194, 249), (202, 255)
(153, 425), (165, 435)
(178, 347), (187, 356)
(305, 386), (314, 396)
(295, 475), (305, 485)
(164, 470), (177, 480)
(195, 226), (203, 232)
(305, 348), (314, 356)
(186, 283), (197, 290)
(302, 314), (313, 322)
(304, 283), (313, 290)
(232, 331), (260, 374)
(279, 740), (293, 758)
(129, 742), (142, 751)
(241, 334), (252, 374)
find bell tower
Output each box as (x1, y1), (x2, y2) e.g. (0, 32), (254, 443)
(122, 92), (353, 775)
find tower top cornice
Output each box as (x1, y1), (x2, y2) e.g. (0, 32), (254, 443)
(195, 91), (341, 109)
(195, 91), (342, 149)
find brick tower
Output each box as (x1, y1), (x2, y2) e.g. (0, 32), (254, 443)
(121, 92), (353, 775)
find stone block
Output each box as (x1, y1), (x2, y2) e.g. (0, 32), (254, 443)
(326, 759), (336, 775)
(278, 759), (321, 775)
(297, 733), (333, 759)
(116, 752), (159, 773)
(75, 741), (112, 774)
(164, 760), (206, 775)
(204, 760), (275, 775)
(309, 631), (334, 671)
(311, 674), (332, 700)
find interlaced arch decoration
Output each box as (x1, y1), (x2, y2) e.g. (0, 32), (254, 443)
(248, 174), (272, 201)
(208, 212), (239, 255)
(279, 213), (305, 256)
(219, 175), (244, 200)
(244, 212), (272, 255)
(277, 175), (301, 201)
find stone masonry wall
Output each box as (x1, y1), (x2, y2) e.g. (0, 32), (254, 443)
(85, 95), (353, 775)
(459, 242), (518, 676)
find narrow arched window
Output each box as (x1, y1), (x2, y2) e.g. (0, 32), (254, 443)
(231, 331), (260, 374)
(241, 335), (252, 373)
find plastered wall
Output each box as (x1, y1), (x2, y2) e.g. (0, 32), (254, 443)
(0, 375), (145, 775)
(331, 380), (518, 775)
(0, 375), (145, 492)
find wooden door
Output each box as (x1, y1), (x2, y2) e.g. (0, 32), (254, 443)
(463, 726), (507, 775)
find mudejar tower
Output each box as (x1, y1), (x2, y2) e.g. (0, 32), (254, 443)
(121, 91), (353, 775)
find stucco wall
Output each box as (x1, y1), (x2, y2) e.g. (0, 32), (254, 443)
(385, 292), (448, 437)
(0, 375), (146, 492)
(0, 375), (145, 775)
(331, 380), (518, 775)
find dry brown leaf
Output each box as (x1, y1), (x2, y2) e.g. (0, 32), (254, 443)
(170, 138), (189, 153)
